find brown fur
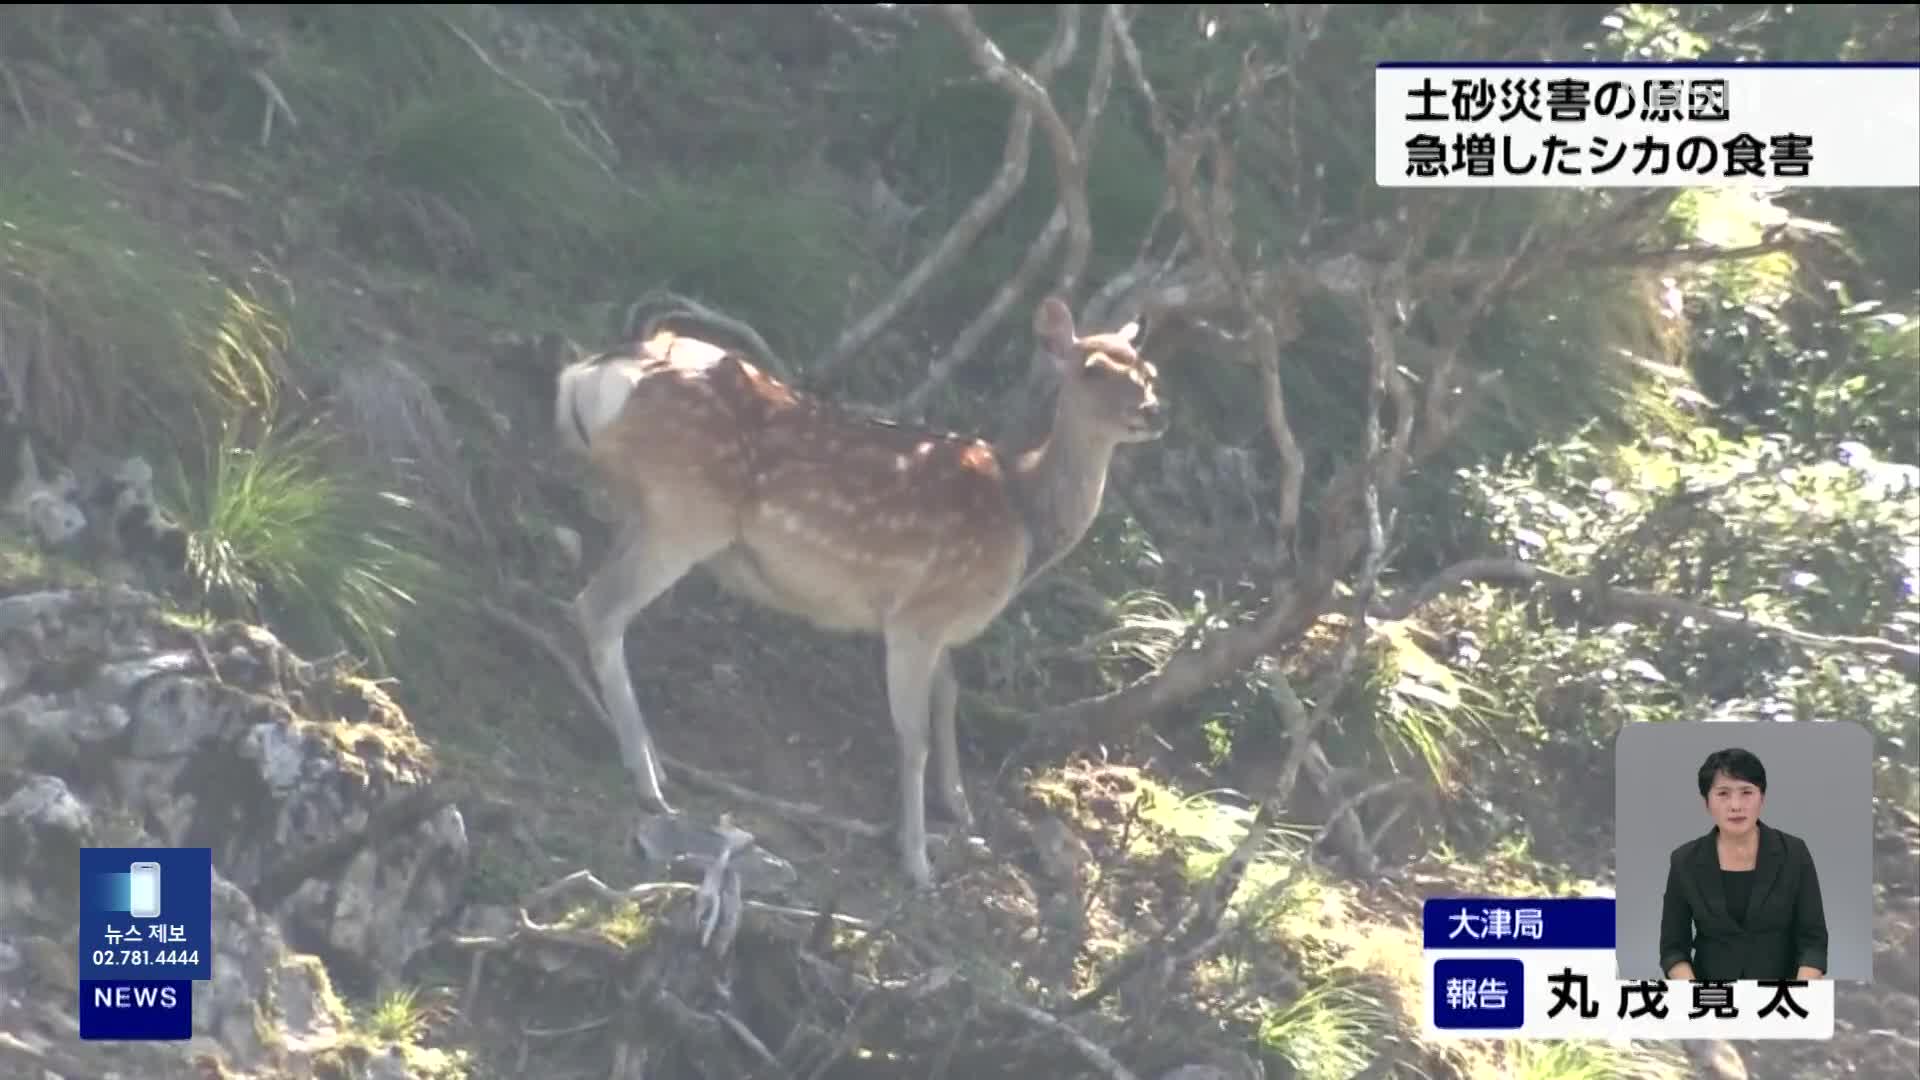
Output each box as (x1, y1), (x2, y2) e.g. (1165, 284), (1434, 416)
(564, 296), (1167, 888)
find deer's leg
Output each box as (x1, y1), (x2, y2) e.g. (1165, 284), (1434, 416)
(575, 515), (715, 815)
(928, 647), (973, 831)
(883, 626), (942, 890)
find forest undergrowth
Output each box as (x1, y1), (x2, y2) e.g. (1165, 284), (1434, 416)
(1, 5), (1914, 1079)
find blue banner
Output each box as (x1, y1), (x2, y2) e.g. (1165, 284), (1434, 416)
(79, 980), (193, 1040)
(78, 846), (211, 1041)
(78, 847), (212, 982)
(1423, 897), (1615, 950)
(1433, 958), (1526, 1030)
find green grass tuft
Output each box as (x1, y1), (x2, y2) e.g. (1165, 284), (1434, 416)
(0, 134), (281, 448)
(363, 986), (431, 1045)
(1256, 977), (1395, 1080)
(1502, 1038), (1689, 1080)
(162, 416), (452, 675)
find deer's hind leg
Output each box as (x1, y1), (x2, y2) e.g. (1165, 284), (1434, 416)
(928, 647), (973, 831)
(575, 504), (732, 815)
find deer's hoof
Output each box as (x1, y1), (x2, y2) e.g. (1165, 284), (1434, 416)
(900, 843), (936, 891)
(905, 862), (935, 891)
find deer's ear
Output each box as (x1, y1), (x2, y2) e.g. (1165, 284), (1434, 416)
(1116, 319), (1141, 345)
(1034, 296), (1078, 360)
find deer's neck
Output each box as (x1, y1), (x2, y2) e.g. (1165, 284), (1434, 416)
(1007, 406), (1120, 590)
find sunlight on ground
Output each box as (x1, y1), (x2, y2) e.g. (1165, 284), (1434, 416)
(1027, 763), (1690, 1080)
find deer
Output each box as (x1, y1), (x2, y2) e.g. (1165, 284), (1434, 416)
(556, 296), (1167, 889)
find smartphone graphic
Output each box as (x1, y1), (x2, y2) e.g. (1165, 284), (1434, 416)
(128, 862), (162, 919)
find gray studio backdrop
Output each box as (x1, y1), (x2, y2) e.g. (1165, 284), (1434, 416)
(1614, 720), (1874, 982)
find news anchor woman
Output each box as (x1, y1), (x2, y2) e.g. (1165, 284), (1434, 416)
(1659, 748), (1830, 982)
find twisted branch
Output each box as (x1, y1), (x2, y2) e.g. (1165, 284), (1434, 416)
(454, 866), (1145, 1080)
(1111, 5), (1307, 567)
(815, 4), (1083, 379)
(896, 4), (1119, 417)
(1372, 557), (1920, 666)
(209, 4), (297, 148)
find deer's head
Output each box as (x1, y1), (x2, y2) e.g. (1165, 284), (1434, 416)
(1034, 296), (1167, 445)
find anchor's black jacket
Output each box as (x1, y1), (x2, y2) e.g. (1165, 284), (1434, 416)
(1658, 819), (1830, 981)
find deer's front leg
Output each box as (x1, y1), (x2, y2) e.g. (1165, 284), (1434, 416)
(883, 628), (941, 890)
(575, 515), (713, 815)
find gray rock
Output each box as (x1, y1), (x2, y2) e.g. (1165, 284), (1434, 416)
(0, 583), (474, 1077)
(1157, 1049), (1264, 1080)
(0, 586), (467, 983)
(0, 773), (457, 1077)
(1686, 1040), (1750, 1080)
(0, 775), (90, 836)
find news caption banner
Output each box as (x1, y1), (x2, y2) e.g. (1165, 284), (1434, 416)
(77, 847), (213, 1040)
(1422, 898), (1834, 1040)
(1376, 60), (1920, 188)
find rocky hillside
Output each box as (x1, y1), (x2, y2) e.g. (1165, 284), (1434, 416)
(0, 569), (1293, 1078)
(1, 581), (467, 1078)
(2, 4), (1916, 1079)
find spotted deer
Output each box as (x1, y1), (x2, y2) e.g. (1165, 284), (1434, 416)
(558, 296), (1167, 888)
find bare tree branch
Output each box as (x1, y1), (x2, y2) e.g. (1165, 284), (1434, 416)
(1111, 10), (1237, 301)
(511, 869), (881, 943)
(1020, 257), (1498, 759)
(798, 963), (958, 1080)
(1314, 776), (1421, 850)
(1373, 557), (1920, 666)
(210, 4), (297, 148)
(935, 4), (1094, 296)
(0, 59), (32, 133)
(896, 4), (1118, 418)
(897, 209), (1064, 422)
(1007, 2), (1892, 790)
(1171, 306), (1396, 995)
(1018, 573), (1324, 756)
(1425, 234), (1813, 296)
(1019, 266), (1510, 756)
(1111, 5), (1309, 570)
(814, 4), (1082, 379)
(468, 864), (1145, 1080)
(1359, 277), (1417, 494)
(425, 9), (629, 190)
(1253, 309), (1308, 564)
(1131, 230), (1810, 336)
(984, 994), (1141, 1080)
(1063, 394), (1394, 1018)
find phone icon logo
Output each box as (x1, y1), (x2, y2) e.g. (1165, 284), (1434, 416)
(128, 862), (162, 919)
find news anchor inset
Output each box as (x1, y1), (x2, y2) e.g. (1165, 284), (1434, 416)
(1659, 748), (1830, 983)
